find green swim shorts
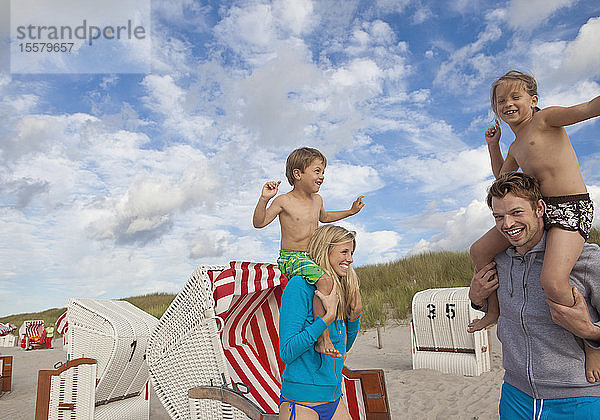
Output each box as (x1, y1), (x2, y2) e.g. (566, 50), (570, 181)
(277, 250), (324, 285)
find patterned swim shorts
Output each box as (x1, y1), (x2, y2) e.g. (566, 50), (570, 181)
(277, 250), (324, 284)
(543, 193), (594, 240)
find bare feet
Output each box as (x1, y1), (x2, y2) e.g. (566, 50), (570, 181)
(315, 336), (342, 358)
(584, 343), (600, 383)
(467, 312), (498, 333)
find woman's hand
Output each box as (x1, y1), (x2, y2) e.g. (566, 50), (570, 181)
(315, 280), (338, 325)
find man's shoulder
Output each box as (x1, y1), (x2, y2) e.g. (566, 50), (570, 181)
(578, 242), (600, 264)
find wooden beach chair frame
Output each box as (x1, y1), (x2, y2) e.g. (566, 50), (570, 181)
(0, 355), (13, 396)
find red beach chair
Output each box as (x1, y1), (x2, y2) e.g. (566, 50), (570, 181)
(20, 320), (52, 350)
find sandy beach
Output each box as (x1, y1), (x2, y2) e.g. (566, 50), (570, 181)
(0, 323), (503, 420)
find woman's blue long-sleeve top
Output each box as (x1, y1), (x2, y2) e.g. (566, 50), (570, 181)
(279, 275), (360, 402)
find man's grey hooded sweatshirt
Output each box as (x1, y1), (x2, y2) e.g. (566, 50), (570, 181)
(494, 232), (600, 399)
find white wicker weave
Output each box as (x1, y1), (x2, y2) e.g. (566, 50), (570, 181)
(0, 335), (16, 347)
(147, 265), (246, 420)
(47, 360), (96, 420)
(411, 287), (491, 376)
(65, 298), (158, 419)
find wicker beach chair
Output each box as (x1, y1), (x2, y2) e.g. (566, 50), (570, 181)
(0, 322), (16, 337)
(20, 320), (52, 350)
(410, 287), (491, 376)
(55, 311), (69, 349)
(0, 334), (17, 347)
(0, 355), (13, 395)
(148, 262), (390, 420)
(35, 299), (158, 420)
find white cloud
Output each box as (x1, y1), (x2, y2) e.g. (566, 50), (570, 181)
(506, 0), (579, 31)
(588, 185), (600, 227)
(320, 162), (385, 204)
(531, 17), (600, 92)
(86, 161), (221, 245)
(392, 146), (492, 197)
(213, 3), (278, 64)
(272, 0), (316, 36)
(336, 220), (403, 264)
(410, 200), (493, 254)
(433, 19), (503, 93)
(412, 6), (433, 24)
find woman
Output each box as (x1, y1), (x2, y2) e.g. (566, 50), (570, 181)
(278, 225), (363, 420)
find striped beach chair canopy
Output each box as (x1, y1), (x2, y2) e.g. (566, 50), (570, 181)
(0, 322), (16, 336)
(55, 310), (68, 335)
(22, 320), (45, 338)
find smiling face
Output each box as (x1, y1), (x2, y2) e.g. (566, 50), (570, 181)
(492, 192), (545, 255)
(328, 240), (355, 277)
(493, 81), (538, 127)
(294, 158), (325, 193)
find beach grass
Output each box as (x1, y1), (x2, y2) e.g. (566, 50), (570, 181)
(2, 227), (599, 332)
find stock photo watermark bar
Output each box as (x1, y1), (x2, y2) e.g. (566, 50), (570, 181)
(10, 0), (151, 74)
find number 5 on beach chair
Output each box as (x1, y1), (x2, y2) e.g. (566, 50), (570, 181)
(147, 261), (390, 420)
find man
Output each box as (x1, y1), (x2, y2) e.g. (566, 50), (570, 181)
(469, 172), (600, 419)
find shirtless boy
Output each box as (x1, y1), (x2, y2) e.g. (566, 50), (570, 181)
(468, 70), (600, 381)
(253, 147), (364, 357)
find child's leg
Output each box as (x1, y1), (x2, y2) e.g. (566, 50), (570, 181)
(541, 228), (600, 381)
(467, 227), (510, 332)
(540, 227), (583, 306)
(313, 273), (342, 358)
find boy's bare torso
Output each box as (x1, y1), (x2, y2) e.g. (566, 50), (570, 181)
(277, 192), (323, 251)
(507, 111), (587, 197)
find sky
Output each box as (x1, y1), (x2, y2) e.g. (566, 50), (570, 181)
(1, 0), (600, 316)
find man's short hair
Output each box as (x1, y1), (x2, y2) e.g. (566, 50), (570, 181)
(486, 172), (542, 210)
(285, 147), (327, 185)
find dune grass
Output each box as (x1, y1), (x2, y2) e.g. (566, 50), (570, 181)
(356, 251), (474, 328)
(2, 228), (599, 332)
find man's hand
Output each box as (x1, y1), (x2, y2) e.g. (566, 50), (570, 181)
(350, 195), (365, 215)
(469, 261), (499, 307)
(261, 180), (280, 200)
(547, 287), (600, 341)
(484, 119), (501, 145)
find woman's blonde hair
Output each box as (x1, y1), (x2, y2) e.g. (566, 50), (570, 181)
(307, 224), (359, 319)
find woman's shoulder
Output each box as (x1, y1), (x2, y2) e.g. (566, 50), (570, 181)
(287, 275), (315, 288)
(284, 275), (316, 295)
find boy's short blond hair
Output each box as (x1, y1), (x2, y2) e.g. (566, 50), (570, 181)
(285, 147), (327, 185)
(491, 70), (539, 118)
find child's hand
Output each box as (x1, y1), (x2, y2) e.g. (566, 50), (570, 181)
(261, 181), (280, 200)
(315, 280), (339, 325)
(485, 120), (501, 144)
(350, 195), (365, 214)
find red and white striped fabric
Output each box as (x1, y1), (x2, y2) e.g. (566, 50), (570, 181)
(55, 311), (68, 334)
(25, 320), (44, 337)
(211, 261), (366, 419)
(0, 322), (16, 336)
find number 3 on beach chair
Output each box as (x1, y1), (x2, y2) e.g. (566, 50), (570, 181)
(147, 261), (391, 419)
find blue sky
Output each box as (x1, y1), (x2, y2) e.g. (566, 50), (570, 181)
(1, 0), (600, 316)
